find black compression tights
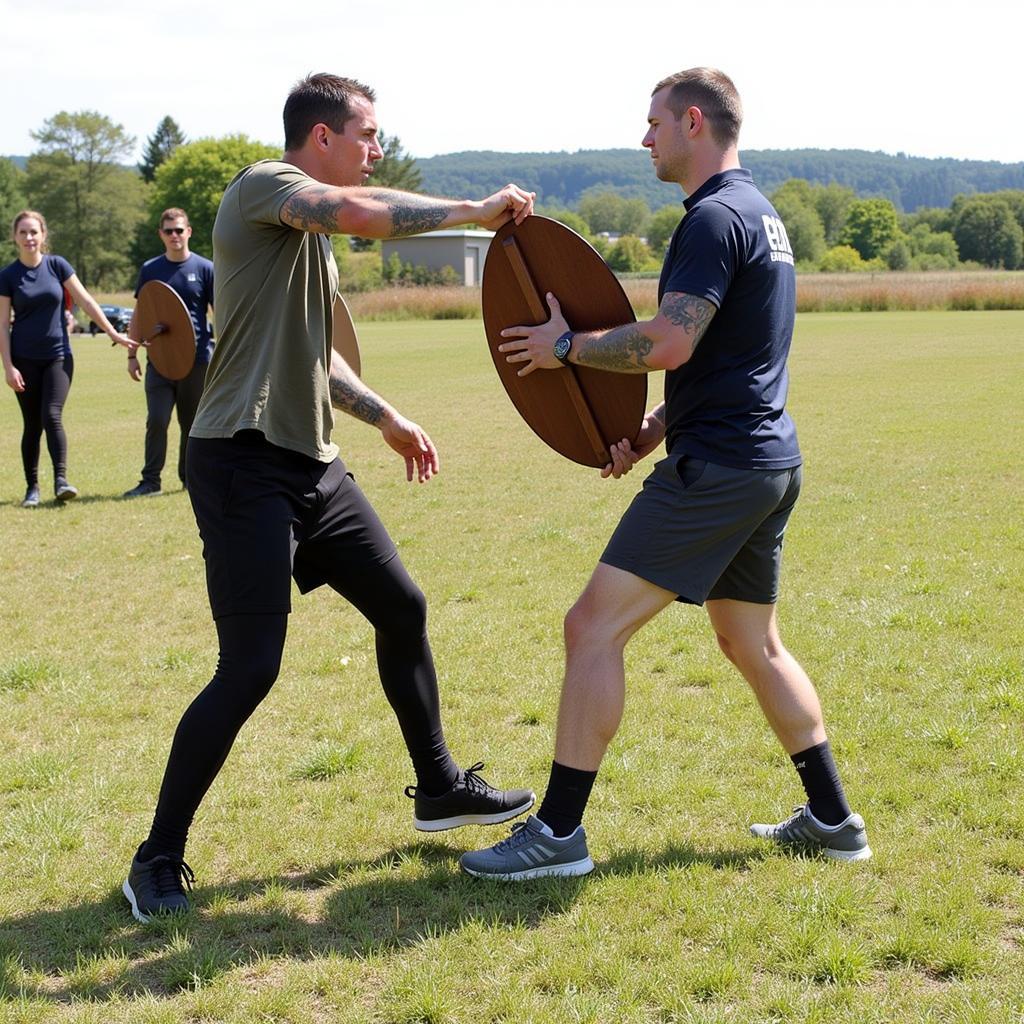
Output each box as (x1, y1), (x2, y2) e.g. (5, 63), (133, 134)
(13, 355), (73, 485)
(143, 558), (458, 860)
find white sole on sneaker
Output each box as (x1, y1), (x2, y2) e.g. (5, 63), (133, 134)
(413, 794), (535, 832)
(822, 844), (873, 862)
(122, 878), (152, 923)
(461, 855), (595, 881)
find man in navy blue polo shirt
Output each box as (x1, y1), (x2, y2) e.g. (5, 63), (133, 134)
(462, 67), (870, 880)
(123, 208), (214, 496)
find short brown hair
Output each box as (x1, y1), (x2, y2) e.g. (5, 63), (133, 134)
(653, 68), (742, 147)
(160, 207), (189, 227)
(12, 209), (49, 252)
(283, 73), (376, 150)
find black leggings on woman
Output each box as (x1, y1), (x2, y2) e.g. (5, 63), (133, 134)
(13, 354), (73, 486)
(143, 558), (458, 860)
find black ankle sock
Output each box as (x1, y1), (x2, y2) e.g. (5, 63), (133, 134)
(536, 760), (597, 837)
(790, 740), (852, 826)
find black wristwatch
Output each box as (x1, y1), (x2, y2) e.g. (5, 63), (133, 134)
(553, 330), (575, 366)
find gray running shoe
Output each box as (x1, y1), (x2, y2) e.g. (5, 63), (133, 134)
(750, 805), (872, 862)
(21, 486), (40, 508)
(460, 814), (595, 880)
(55, 478), (78, 502)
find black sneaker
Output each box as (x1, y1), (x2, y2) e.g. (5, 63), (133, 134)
(123, 481), (161, 498)
(406, 762), (535, 832)
(55, 478), (78, 502)
(122, 849), (196, 922)
(21, 486), (40, 508)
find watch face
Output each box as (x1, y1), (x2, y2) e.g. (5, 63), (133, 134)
(554, 336), (571, 361)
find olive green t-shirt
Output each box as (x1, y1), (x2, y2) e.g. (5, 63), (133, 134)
(190, 160), (340, 462)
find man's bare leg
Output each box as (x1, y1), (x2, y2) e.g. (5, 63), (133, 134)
(706, 598), (864, 846)
(553, 563), (679, 771)
(705, 598), (826, 755)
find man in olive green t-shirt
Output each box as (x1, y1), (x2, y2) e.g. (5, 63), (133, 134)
(123, 72), (538, 923)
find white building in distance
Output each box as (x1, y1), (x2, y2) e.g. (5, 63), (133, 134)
(381, 229), (495, 286)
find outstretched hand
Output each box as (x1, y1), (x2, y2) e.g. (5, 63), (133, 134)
(498, 292), (571, 377)
(380, 412), (440, 483)
(477, 183), (536, 231)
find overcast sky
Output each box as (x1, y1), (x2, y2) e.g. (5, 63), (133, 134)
(3, 0), (1021, 166)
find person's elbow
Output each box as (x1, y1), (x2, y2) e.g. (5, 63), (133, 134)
(647, 328), (694, 372)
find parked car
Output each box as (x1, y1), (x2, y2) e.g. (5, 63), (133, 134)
(89, 305), (133, 335)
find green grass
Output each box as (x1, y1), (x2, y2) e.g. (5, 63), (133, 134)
(1, 312), (1022, 1022)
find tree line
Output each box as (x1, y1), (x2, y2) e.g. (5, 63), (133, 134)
(2, 110), (1023, 291)
(418, 148), (1024, 215)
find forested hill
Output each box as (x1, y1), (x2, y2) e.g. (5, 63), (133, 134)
(417, 148), (1024, 213)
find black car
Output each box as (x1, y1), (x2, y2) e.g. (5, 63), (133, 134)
(89, 305), (133, 335)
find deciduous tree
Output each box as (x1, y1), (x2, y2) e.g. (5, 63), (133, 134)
(0, 157), (27, 264)
(840, 198), (901, 261)
(148, 135), (279, 257)
(25, 110), (145, 286)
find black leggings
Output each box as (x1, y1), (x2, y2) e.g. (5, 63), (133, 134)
(144, 557), (457, 859)
(13, 355), (73, 486)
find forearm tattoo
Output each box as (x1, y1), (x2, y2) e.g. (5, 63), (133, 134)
(575, 324), (655, 373)
(329, 366), (385, 425)
(280, 185), (340, 233)
(362, 189), (450, 236)
(661, 292), (716, 356)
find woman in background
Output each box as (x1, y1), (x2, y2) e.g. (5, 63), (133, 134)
(0, 210), (135, 506)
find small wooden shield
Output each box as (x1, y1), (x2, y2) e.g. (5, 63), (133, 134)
(482, 216), (646, 468)
(131, 280), (196, 381)
(331, 293), (361, 377)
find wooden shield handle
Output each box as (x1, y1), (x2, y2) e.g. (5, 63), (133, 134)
(501, 237), (609, 466)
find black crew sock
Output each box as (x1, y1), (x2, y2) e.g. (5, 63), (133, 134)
(536, 760), (597, 837)
(790, 740), (852, 826)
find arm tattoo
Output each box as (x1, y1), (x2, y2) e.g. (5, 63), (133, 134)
(329, 363), (385, 425)
(361, 189), (450, 236)
(661, 292), (716, 356)
(281, 186), (451, 237)
(280, 184), (340, 233)
(574, 324), (655, 373)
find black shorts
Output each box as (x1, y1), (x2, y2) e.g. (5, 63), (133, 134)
(187, 432), (398, 618)
(600, 454), (802, 606)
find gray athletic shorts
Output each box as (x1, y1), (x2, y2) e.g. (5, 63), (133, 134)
(600, 453), (802, 605)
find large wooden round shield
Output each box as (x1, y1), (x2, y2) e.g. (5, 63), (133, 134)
(331, 293), (361, 377)
(131, 280), (196, 381)
(482, 216), (646, 468)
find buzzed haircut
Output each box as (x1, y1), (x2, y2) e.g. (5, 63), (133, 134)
(653, 68), (743, 147)
(283, 73), (376, 150)
(160, 207), (189, 227)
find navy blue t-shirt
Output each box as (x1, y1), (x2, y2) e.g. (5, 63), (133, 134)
(0, 254), (74, 360)
(659, 169), (801, 470)
(135, 253), (215, 364)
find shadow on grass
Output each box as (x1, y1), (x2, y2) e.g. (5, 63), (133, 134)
(0, 838), (762, 1003)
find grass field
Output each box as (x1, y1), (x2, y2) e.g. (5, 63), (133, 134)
(1, 312), (1022, 1023)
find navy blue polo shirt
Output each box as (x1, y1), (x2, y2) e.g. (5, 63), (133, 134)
(659, 168), (801, 470)
(0, 254), (74, 360)
(135, 253), (215, 364)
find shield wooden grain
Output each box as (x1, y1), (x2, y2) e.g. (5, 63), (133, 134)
(331, 293), (361, 377)
(482, 216), (646, 468)
(130, 280), (196, 381)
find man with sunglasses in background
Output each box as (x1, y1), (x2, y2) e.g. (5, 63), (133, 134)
(123, 208), (214, 497)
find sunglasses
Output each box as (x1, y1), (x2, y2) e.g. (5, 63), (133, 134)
(162, 227), (187, 235)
